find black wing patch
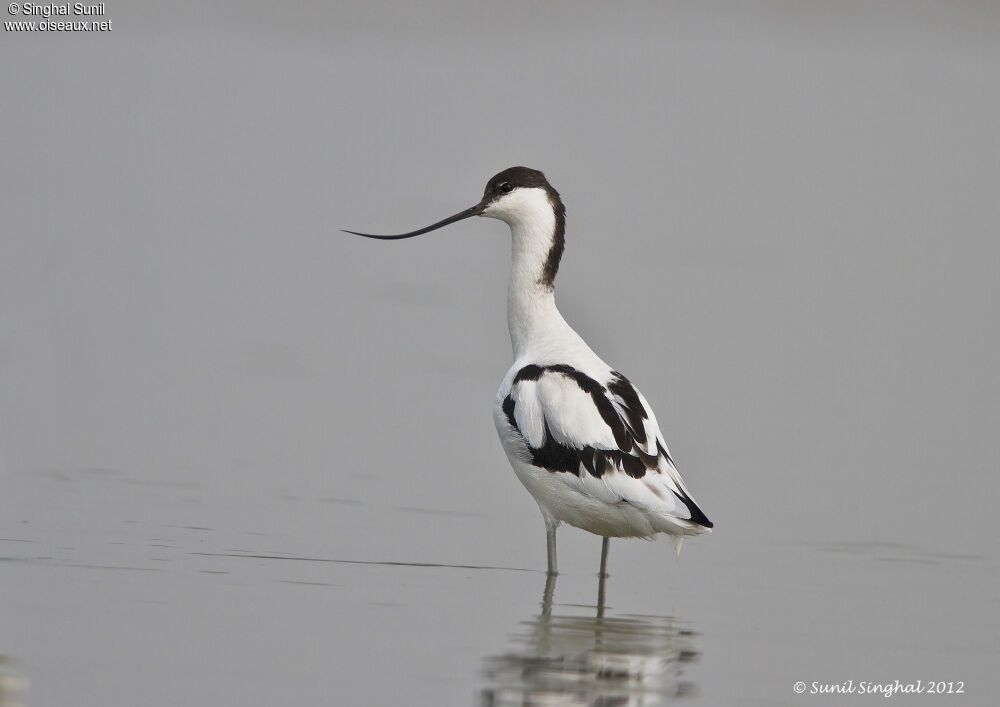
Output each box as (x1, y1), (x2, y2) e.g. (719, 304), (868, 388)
(607, 371), (648, 445)
(502, 365), (657, 479)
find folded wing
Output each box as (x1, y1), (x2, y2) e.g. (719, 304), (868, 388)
(499, 364), (712, 530)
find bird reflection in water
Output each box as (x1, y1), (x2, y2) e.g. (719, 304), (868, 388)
(482, 572), (699, 705)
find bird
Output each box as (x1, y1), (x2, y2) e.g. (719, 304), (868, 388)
(345, 166), (712, 576)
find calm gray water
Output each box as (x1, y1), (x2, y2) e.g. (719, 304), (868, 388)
(3, 2), (999, 705)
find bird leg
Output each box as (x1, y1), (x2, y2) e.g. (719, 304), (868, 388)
(546, 524), (558, 575)
(597, 537), (610, 619)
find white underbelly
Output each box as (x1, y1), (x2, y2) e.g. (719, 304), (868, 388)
(510, 457), (660, 537)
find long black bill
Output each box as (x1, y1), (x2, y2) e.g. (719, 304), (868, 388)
(343, 202), (485, 240)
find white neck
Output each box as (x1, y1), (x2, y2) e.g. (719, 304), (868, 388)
(499, 199), (581, 361)
(483, 187), (580, 359)
(507, 222), (568, 357)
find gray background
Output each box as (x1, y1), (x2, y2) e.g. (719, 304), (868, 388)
(2, 2), (998, 705)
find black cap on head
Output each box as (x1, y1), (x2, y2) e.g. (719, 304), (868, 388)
(483, 166), (559, 202)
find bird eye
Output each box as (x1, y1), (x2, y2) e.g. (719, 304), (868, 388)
(499, 182), (513, 194)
